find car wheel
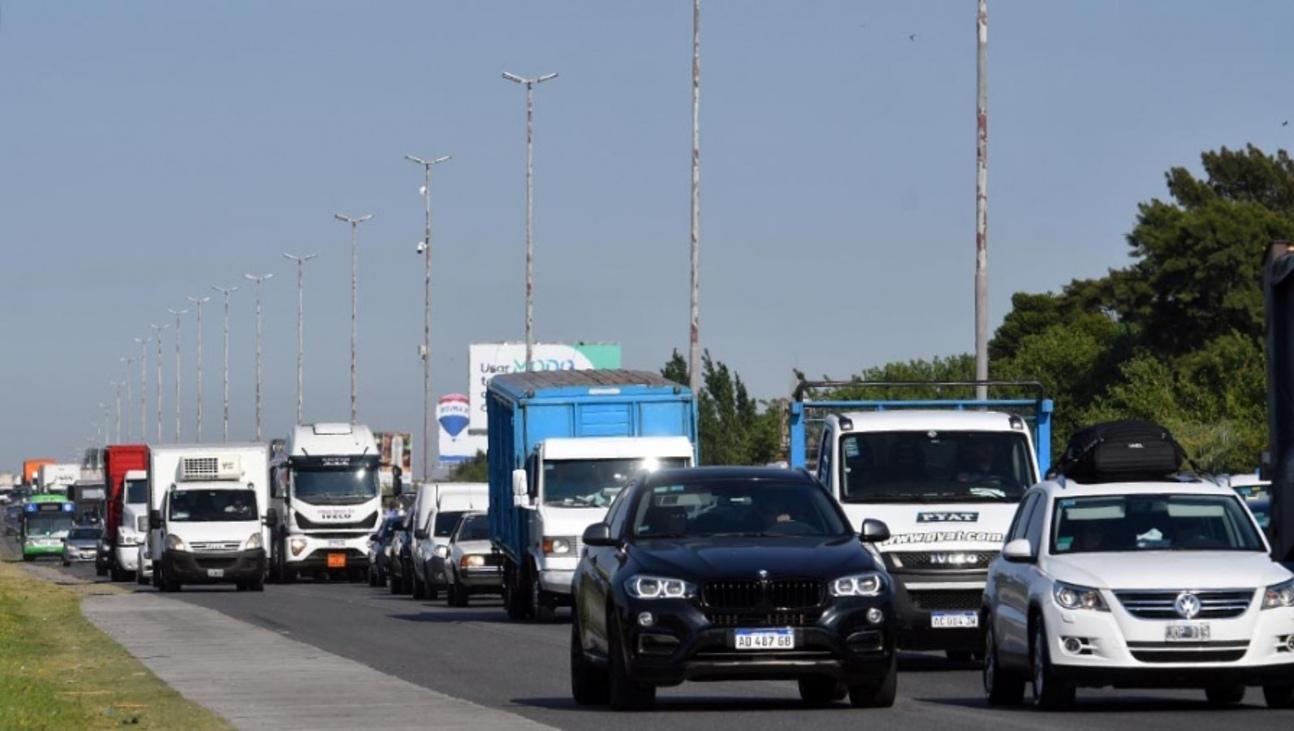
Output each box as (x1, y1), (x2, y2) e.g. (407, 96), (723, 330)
(368, 566), (379, 587)
(1205, 684), (1245, 706)
(608, 613), (656, 711)
(96, 563), (108, 578)
(570, 610), (610, 705)
(984, 622), (1025, 706)
(797, 676), (843, 707)
(402, 560), (415, 595)
(1262, 684), (1294, 708)
(110, 565), (128, 582)
(62, 559), (70, 567)
(848, 654), (897, 708)
(136, 569), (148, 586)
(412, 569), (427, 600)
(1031, 619), (1074, 709)
(249, 575), (265, 592)
(449, 577), (469, 607)
(389, 567), (403, 595)
(530, 561), (557, 622)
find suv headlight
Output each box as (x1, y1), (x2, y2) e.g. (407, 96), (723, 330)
(1053, 581), (1108, 611)
(542, 536), (576, 555)
(245, 532), (263, 550)
(1263, 579), (1294, 609)
(165, 535), (186, 552)
(830, 572), (887, 597)
(624, 575), (695, 599)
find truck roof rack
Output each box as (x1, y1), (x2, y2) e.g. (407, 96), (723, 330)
(792, 378), (1047, 403)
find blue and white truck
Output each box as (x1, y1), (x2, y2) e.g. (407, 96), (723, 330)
(488, 370), (698, 621)
(788, 379), (1052, 660)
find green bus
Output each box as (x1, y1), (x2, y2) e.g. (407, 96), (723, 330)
(21, 494), (76, 561)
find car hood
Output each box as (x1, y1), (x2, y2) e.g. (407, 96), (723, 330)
(1046, 551), (1290, 590)
(65, 538), (99, 548)
(452, 539), (493, 555)
(628, 535), (877, 581)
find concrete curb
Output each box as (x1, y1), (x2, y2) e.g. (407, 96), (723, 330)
(82, 591), (556, 730)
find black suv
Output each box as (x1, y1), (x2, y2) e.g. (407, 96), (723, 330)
(571, 466), (896, 710)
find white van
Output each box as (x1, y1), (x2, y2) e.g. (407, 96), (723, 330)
(414, 483), (489, 600)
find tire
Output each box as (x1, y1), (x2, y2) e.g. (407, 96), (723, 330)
(235, 581), (247, 591)
(63, 559), (70, 567)
(983, 622), (1026, 706)
(503, 560), (529, 620)
(1030, 620), (1074, 709)
(570, 611), (610, 705)
(1205, 684), (1245, 706)
(401, 560), (414, 595)
(608, 614), (656, 711)
(448, 575), (468, 607)
(848, 654), (897, 708)
(96, 563), (108, 578)
(1262, 684), (1294, 708)
(798, 676), (844, 707)
(389, 566), (404, 595)
(136, 568), (148, 586)
(530, 561), (557, 622)
(368, 567), (379, 587)
(412, 569), (427, 600)
(248, 575), (265, 592)
(22, 554), (33, 562)
(110, 565), (127, 582)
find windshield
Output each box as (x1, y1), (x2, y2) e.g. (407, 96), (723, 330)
(544, 457), (689, 508)
(169, 489), (258, 522)
(293, 467), (379, 504)
(125, 479), (148, 504)
(434, 511), (465, 537)
(1051, 494), (1265, 554)
(838, 430), (1034, 503)
(456, 514), (489, 541)
(68, 527), (101, 540)
(1250, 501), (1271, 531)
(25, 514), (74, 535)
(631, 478), (851, 539)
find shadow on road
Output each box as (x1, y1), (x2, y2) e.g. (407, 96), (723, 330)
(898, 651), (979, 673)
(512, 695), (843, 714)
(917, 694), (1272, 714)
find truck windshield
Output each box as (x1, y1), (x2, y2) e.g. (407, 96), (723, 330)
(169, 489), (258, 522)
(543, 457), (689, 508)
(838, 431), (1034, 503)
(1051, 494), (1264, 554)
(293, 467), (379, 505)
(25, 514), (74, 535)
(125, 480), (148, 504)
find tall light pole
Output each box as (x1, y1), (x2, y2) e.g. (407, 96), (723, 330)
(111, 381), (123, 444)
(974, 0), (989, 401)
(168, 308), (189, 442)
(244, 272), (273, 442)
(99, 403), (109, 448)
(406, 153), (451, 480)
(212, 285), (238, 442)
(134, 337), (148, 441)
(149, 324), (167, 442)
(501, 70), (558, 371)
(188, 295), (210, 442)
(334, 213), (372, 424)
(688, 0), (702, 398)
(283, 253), (318, 425)
(120, 357), (134, 440)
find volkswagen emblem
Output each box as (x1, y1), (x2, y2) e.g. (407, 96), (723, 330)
(1174, 592), (1201, 620)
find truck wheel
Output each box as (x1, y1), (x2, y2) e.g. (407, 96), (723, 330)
(110, 564), (127, 582)
(503, 559), (529, 620)
(530, 561), (557, 622)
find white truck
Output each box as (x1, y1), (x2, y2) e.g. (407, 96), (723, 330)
(269, 423), (390, 582)
(38, 463), (81, 494)
(112, 470), (150, 575)
(413, 482), (489, 600)
(145, 444), (272, 592)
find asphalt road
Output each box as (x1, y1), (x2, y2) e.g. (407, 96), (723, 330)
(40, 558), (1294, 730)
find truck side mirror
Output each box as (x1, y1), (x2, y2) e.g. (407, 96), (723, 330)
(392, 466), (403, 497)
(512, 469), (530, 507)
(264, 508), (278, 527)
(149, 509), (162, 527)
(860, 518), (890, 543)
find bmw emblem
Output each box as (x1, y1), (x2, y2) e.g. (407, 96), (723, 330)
(1174, 592), (1201, 620)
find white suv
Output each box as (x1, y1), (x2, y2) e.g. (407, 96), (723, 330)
(982, 476), (1294, 709)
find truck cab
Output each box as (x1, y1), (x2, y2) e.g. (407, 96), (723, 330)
(111, 470), (149, 576)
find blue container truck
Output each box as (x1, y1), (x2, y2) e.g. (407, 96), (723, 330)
(488, 370), (698, 621)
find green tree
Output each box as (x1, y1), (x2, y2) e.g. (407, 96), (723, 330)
(662, 349), (783, 466)
(446, 451), (488, 482)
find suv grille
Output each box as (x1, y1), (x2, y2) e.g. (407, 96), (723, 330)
(907, 589), (983, 611)
(888, 551), (998, 570)
(706, 611), (820, 628)
(703, 579), (824, 610)
(1114, 589), (1255, 620)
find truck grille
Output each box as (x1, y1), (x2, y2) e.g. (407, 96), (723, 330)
(907, 589), (983, 611)
(702, 579), (824, 610)
(189, 541), (241, 552)
(888, 551), (998, 570)
(1114, 589), (1255, 620)
(295, 511), (378, 531)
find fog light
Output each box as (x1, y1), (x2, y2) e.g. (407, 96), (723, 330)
(865, 607), (884, 625)
(638, 612), (655, 628)
(1063, 637), (1082, 654)
(1286, 635), (1294, 652)
(289, 537), (308, 557)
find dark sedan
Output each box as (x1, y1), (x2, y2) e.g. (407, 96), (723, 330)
(570, 466), (896, 711)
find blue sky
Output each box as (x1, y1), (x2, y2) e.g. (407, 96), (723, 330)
(2, 1), (1291, 472)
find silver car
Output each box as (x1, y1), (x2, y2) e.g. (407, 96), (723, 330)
(444, 513), (502, 607)
(62, 526), (103, 566)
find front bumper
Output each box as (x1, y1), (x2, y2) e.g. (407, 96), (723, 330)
(284, 533), (371, 571)
(64, 548), (97, 562)
(889, 569), (986, 651)
(615, 596), (896, 687)
(24, 542), (63, 557)
(459, 565), (504, 590)
(113, 545), (140, 571)
(161, 548), (266, 583)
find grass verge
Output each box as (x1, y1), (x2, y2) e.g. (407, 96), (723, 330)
(0, 559), (229, 730)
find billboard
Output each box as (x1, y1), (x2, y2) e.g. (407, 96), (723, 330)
(374, 431), (412, 493)
(437, 394), (481, 464)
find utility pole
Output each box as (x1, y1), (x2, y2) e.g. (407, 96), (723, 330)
(689, 0), (702, 397)
(134, 337), (148, 441)
(333, 213), (372, 424)
(406, 153), (451, 480)
(244, 272), (273, 442)
(188, 295), (210, 441)
(974, 0), (989, 401)
(120, 356), (133, 441)
(99, 403), (109, 448)
(212, 285), (238, 442)
(502, 70), (558, 371)
(150, 324), (167, 442)
(283, 253), (318, 425)
(168, 308), (188, 442)
(111, 381), (123, 444)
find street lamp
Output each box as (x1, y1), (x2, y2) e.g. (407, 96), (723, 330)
(406, 153), (451, 480)
(110, 381), (123, 444)
(283, 252), (318, 425)
(334, 212), (373, 424)
(243, 272), (273, 441)
(188, 295), (211, 442)
(149, 324), (167, 442)
(167, 307), (189, 443)
(134, 337), (148, 441)
(501, 70), (558, 372)
(688, 0), (702, 398)
(120, 356), (133, 441)
(212, 285), (238, 442)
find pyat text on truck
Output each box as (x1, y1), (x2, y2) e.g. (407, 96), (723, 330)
(789, 379), (1051, 659)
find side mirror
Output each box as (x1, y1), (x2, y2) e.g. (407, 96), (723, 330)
(1003, 538), (1034, 562)
(582, 523), (616, 548)
(392, 466), (403, 497)
(434, 545), (450, 558)
(414, 529), (428, 540)
(512, 469), (528, 498)
(264, 508), (278, 527)
(149, 509), (162, 527)
(369, 533), (380, 542)
(860, 518), (890, 543)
